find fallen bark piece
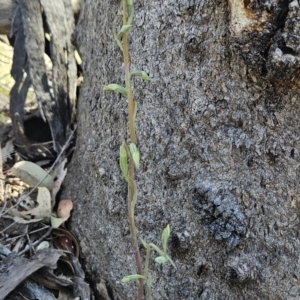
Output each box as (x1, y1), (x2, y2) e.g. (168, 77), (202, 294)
(0, 247), (64, 299)
(7, 279), (57, 300)
(72, 276), (91, 300)
(51, 159), (68, 205)
(68, 253), (85, 279)
(32, 268), (74, 290)
(32, 259), (90, 298)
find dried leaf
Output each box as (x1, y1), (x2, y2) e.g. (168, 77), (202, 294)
(18, 194), (35, 210)
(4, 203), (42, 225)
(11, 161), (54, 188)
(35, 187), (52, 219)
(53, 228), (80, 257)
(19, 187), (52, 220)
(10, 216), (43, 224)
(2, 139), (14, 163)
(59, 235), (75, 254)
(51, 215), (69, 228)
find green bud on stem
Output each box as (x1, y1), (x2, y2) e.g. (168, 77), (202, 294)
(130, 143), (140, 169)
(120, 142), (129, 181)
(130, 70), (151, 81)
(103, 84), (128, 96)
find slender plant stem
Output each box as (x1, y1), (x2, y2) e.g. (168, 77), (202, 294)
(122, 6), (135, 144)
(122, 1), (143, 299)
(128, 182), (143, 300)
(144, 246), (152, 300)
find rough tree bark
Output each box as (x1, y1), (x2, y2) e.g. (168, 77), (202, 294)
(65, 0), (300, 299)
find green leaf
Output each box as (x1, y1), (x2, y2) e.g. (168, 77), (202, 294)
(118, 25), (132, 36)
(161, 224), (170, 254)
(113, 27), (123, 51)
(103, 84), (127, 96)
(122, 274), (147, 283)
(141, 71), (151, 81)
(129, 143), (140, 169)
(130, 70), (151, 81)
(155, 256), (168, 264)
(165, 254), (177, 269)
(119, 142), (129, 181)
(149, 242), (177, 269)
(126, 0), (134, 25)
(148, 242), (164, 256)
(140, 238), (149, 249)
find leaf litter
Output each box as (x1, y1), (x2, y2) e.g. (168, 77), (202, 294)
(0, 130), (90, 299)
(0, 1), (88, 297)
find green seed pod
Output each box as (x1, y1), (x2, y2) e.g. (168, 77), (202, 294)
(120, 142), (129, 181)
(141, 71), (151, 81)
(130, 143), (140, 169)
(161, 224), (170, 254)
(155, 256), (168, 264)
(122, 274), (146, 283)
(103, 84), (127, 96)
(119, 25), (132, 36)
(130, 70), (151, 81)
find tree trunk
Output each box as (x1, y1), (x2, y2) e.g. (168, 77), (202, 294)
(65, 0), (300, 299)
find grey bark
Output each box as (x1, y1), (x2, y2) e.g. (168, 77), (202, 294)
(0, 0), (16, 35)
(65, 0), (300, 299)
(0, 0), (81, 34)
